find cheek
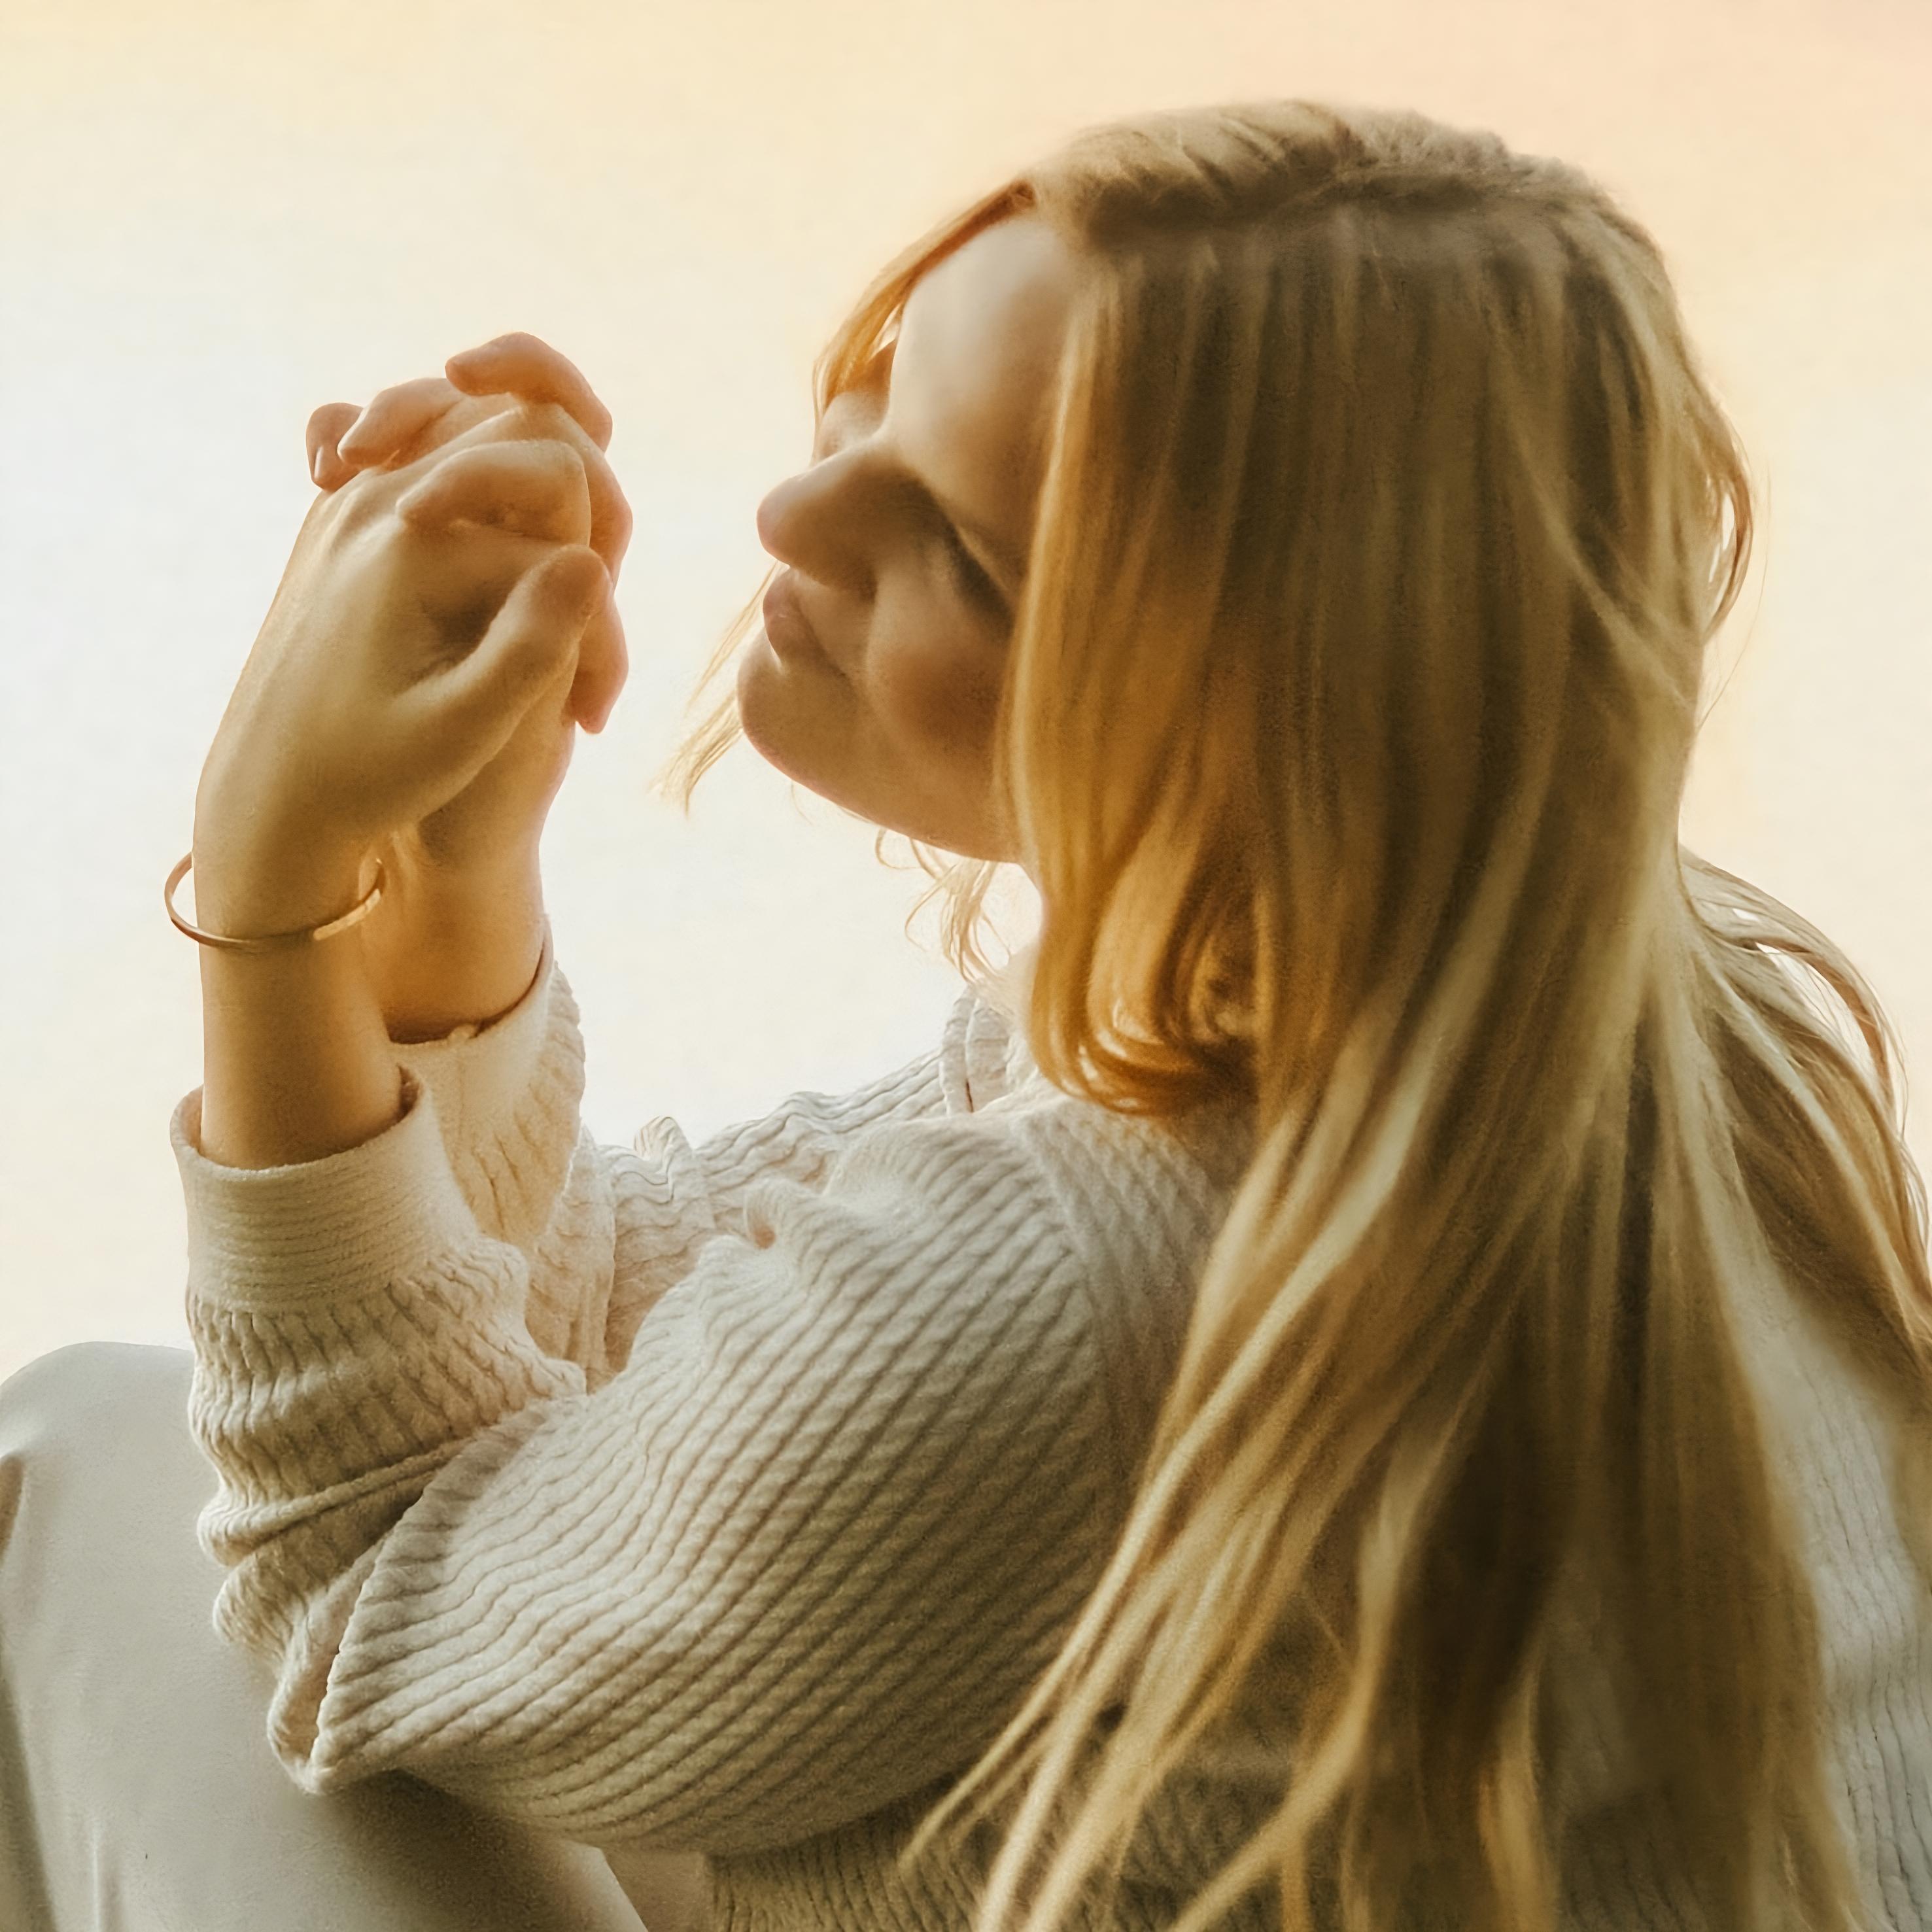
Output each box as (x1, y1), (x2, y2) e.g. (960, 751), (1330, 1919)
(870, 621), (1004, 759)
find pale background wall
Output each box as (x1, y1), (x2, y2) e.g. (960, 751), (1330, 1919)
(2, 0), (1927, 1386)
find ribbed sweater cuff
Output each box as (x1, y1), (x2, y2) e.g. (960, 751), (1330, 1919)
(170, 1068), (480, 1311)
(386, 918), (587, 1256)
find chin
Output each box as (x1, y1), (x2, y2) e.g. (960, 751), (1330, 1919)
(734, 650), (1012, 860)
(733, 639), (805, 770)
(735, 670), (861, 817)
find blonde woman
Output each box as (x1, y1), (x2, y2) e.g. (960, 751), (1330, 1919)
(3, 97), (1929, 1932)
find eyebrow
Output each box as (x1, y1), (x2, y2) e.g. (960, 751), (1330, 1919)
(857, 339), (1029, 601)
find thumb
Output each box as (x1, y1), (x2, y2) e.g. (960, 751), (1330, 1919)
(430, 545), (608, 762)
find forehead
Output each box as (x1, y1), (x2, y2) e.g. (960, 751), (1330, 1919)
(891, 216), (1078, 485)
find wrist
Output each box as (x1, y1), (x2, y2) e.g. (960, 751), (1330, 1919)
(186, 838), (376, 941)
(360, 859), (548, 1043)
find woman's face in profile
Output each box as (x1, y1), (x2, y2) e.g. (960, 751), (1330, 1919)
(744, 213), (1079, 872)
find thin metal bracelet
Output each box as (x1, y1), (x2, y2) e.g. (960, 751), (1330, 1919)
(164, 850), (385, 954)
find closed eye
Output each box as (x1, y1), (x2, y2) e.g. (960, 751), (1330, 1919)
(858, 336), (1013, 618)
(940, 521), (1006, 612)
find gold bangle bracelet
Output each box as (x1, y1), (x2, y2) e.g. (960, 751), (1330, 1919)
(164, 850), (385, 954)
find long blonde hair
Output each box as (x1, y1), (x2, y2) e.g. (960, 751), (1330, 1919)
(649, 99), (1932, 1932)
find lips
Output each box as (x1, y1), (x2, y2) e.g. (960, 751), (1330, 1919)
(762, 572), (825, 662)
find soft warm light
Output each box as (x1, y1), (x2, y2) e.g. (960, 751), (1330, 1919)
(1, 0), (1927, 1379)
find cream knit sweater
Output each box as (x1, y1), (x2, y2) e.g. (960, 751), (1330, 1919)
(169, 925), (1932, 1931)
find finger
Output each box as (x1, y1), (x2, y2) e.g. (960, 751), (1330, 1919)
(520, 403), (632, 576)
(405, 415), (632, 579)
(569, 591), (629, 734)
(336, 375), (466, 468)
(429, 545), (610, 767)
(396, 438), (594, 549)
(445, 333), (614, 451)
(306, 402), (364, 491)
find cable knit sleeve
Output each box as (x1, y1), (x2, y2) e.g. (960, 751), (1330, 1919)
(165, 961), (1111, 1855)
(386, 919), (1024, 1390)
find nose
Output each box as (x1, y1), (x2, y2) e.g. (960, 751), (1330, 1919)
(755, 487), (784, 559)
(765, 470), (847, 580)
(757, 440), (855, 576)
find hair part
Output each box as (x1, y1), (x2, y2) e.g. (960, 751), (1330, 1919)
(648, 97), (1932, 1932)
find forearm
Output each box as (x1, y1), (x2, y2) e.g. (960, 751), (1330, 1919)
(193, 846), (405, 1171)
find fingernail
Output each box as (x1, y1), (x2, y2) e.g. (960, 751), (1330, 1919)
(312, 444), (326, 484)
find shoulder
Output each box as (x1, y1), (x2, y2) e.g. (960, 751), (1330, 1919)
(997, 1086), (1255, 1301)
(848, 1058), (1256, 1329)
(855, 978), (1258, 1318)
(938, 1080), (1256, 1501)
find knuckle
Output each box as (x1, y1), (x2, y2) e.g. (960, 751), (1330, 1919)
(487, 397), (550, 440)
(483, 428), (567, 471)
(515, 392), (593, 447)
(336, 475), (389, 532)
(533, 434), (589, 489)
(447, 397), (502, 442)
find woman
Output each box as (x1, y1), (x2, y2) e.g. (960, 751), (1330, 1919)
(3, 96), (1929, 1932)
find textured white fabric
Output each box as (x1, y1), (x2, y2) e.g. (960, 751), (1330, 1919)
(20, 917), (1929, 1929)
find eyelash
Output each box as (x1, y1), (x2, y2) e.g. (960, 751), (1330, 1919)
(940, 525), (1003, 610)
(851, 345), (1003, 614)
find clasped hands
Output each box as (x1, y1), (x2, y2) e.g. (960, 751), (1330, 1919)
(192, 332), (635, 916)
